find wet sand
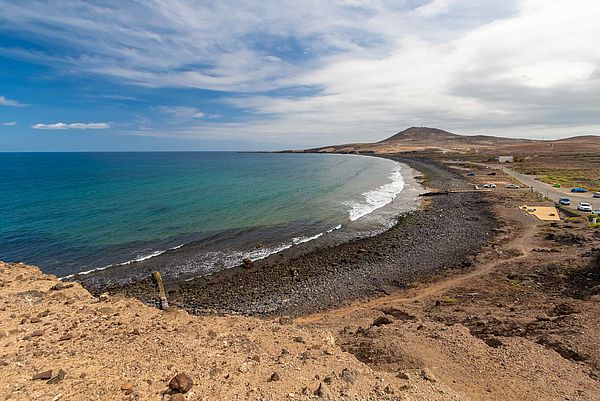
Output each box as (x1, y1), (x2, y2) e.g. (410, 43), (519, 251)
(85, 156), (497, 316)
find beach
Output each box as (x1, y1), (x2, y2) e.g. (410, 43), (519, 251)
(2, 154), (600, 400)
(80, 156), (496, 316)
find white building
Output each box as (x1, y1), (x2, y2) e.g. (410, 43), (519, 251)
(495, 155), (514, 163)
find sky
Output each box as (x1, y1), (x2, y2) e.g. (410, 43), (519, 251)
(1, 0), (599, 151)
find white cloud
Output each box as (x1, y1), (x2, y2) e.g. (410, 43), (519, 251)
(158, 106), (205, 119)
(413, 0), (454, 17)
(0, 96), (26, 107)
(0, 1), (513, 92)
(32, 122), (111, 130)
(2, 1), (600, 143)
(2, 121), (17, 126)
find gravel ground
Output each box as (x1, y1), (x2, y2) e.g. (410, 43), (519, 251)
(98, 156), (497, 316)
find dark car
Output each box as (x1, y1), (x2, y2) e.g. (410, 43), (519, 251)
(487, 172), (497, 176)
(466, 172), (476, 176)
(558, 197), (571, 206)
(571, 187), (588, 193)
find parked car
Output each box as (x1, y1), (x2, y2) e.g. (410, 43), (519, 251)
(487, 172), (497, 176)
(558, 197), (571, 206)
(593, 209), (600, 216)
(571, 187), (588, 193)
(483, 183), (497, 188)
(506, 184), (520, 189)
(593, 192), (600, 198)
(577, 202), (593, 212)
(466, 172), (476, 176)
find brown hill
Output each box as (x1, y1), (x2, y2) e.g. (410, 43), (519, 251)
(380, 127), (461, 142)
(304, 127), (600, 155)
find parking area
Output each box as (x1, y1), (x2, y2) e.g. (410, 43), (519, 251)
(445, 161), (600, 213)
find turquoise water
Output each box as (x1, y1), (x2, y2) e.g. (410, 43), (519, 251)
(0, 152), (410, 278)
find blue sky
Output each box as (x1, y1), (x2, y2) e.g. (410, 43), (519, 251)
(1, 0), (599, 151)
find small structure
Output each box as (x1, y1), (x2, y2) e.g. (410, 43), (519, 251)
(496, 155), (514, 163)
(519, 205), (560, 221)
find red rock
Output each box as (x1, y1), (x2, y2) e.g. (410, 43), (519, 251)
(168, 373), (193, 394)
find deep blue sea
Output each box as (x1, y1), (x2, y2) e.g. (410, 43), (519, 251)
(0, 152), (419, 279)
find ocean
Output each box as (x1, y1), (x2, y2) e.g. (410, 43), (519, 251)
(0, 152), (421, 280)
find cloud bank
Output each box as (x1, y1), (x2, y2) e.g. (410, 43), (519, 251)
(32, 122), (111, 130)
(2, 1), (600, 144)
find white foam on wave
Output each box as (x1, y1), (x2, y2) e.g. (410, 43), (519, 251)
(327, 224), (343, 233)
(345, 163), (405, 222)
(61, 223), (345, 281)
(181, 224), (345, 280)
(292, 232), (323, 245)
(60, 244), (185, 280)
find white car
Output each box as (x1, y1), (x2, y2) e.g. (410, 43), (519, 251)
(577, 202), (593, 212)
(593, 209), (600, 215)
(506, 184), (520, 189)
(483, 183), (497, 188)
(593, 192), (600, 198)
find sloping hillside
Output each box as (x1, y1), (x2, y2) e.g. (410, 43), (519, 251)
(301, 127), (600, 155)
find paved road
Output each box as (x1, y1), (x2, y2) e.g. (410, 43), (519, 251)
(501, 168), (600, 210)
(444, 160), (599, 210)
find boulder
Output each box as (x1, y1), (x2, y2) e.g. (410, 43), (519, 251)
(372, 316), (394, 326)
(168, 373), (193, 394)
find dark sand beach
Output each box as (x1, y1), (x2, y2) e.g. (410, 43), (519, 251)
(82, 156), (497, 316)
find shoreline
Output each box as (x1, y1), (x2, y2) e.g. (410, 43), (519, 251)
(94, 155), (498, 317)
(4, 154), (600, 400)
(72, 154), (423, 291)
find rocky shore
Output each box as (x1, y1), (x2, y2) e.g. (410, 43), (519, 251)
(98, 156), (497, 316)
(3, 156), (600, 401)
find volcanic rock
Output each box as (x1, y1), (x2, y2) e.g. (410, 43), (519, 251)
(168, 373), (193, 394)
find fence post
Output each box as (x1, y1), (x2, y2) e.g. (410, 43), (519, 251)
(152, 271), (169, 310)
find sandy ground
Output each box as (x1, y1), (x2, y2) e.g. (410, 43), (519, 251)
(2, 160), (600, 401)
(1, 262), (474, 401)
